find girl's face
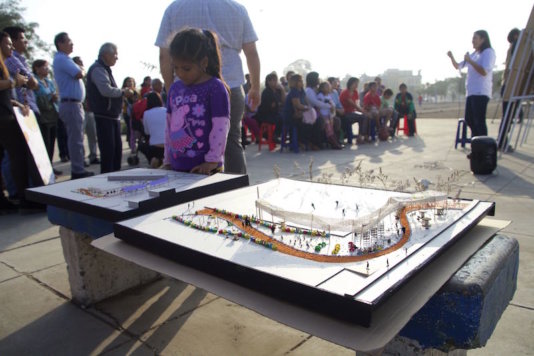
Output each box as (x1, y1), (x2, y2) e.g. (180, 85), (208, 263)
(0, 36), (13, 59)
(350, 81), (359, 92)
(173, 57), (209, 86)
(320, 83), (331, 95)
(472, 34), (484, 51)
(267, 77), (278, 90)
(36, 63), (49, 78)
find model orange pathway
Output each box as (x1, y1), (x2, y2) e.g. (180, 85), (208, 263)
(196, 207), (413, 263)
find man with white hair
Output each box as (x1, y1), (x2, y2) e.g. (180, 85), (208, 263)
(86, 43), (133, 173)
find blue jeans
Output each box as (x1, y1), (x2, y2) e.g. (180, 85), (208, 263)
(59, 102), (86, 174)
(465, 95), (489, 137)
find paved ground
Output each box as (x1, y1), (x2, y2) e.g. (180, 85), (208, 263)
(0, 117), (533, 355)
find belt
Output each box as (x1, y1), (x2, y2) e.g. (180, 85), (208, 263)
(61, 98), (81, 103)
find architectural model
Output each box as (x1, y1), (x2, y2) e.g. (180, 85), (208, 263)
(26, 168), (248, 221)
(114, 178), (495, 326)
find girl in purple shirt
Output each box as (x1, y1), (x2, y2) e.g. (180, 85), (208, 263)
(164, 28), (230, 174)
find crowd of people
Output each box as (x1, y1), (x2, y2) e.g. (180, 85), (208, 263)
(0, 0), (517, 217)
(245, 71), (417, 153)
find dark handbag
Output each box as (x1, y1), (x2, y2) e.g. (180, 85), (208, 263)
(36, 95), (59, 125)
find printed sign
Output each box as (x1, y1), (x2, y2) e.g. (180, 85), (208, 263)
(13, 107), (54, 185)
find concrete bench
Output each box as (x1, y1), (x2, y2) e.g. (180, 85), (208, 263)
(383, 234), (519, 355)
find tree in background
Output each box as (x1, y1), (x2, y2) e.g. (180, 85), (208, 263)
(283, 59), (312, 78)
(0, 0), (50, 60)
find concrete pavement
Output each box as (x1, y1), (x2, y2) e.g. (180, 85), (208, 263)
(0, 117), (533, 355)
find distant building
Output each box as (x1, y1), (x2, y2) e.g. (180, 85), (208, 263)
(361, 69), (423, 93)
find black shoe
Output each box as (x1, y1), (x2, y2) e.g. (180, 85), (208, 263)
(60, 155), (69, 163)
(0, 198), (18, 215)
(89, 157), (101, 165)
(84, 160), (90, 167)
(53, 168), (63, 175)
(18, 200), (47, 215)
(71, 170), (95, 180)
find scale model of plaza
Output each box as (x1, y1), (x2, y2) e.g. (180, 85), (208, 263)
(171, 190), (468, 264)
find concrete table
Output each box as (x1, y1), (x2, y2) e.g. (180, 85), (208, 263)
(26, 169), (248, 306)
(93, 218), (517, 355)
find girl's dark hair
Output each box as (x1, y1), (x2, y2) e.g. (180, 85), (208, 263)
(289, 74), (302, 88)
(265, 72), (277, 86)
(346, 77), (359, 90)
(170, 28), (227, 89)
(474, 30), (492, 52)
(32, 59), (47, 75)
(306, 71), (319, 88)
(122, 76), (133, 89)
(146, 92), (163, 110)
(383, 88), (393, 97)
(508, 28), (520, 43)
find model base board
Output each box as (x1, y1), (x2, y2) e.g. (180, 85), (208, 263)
(114, 178), (495, 326)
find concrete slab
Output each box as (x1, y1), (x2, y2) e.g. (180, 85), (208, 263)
(508, 233), (534, 309)
(95, 277), (217, 336)
(0, 275), (65, 338)
(32, 262), (71, 299)
(491, 195), (534, 236)
(139, 297), (308, 355)
(0, 214), (59, 252)
(93, 339), (155, 356)
(0, 262), (19, 283)
(0, 238), (64, 273)
(467, 305), (534, 356)
(288, 336), (353, 356)
(0, 294), (135, 355)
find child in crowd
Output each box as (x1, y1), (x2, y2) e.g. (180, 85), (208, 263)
(140, 92), (166, 168)
(164, 28), (230, 174)
(282, 74), (309, 152)
(394, 83), (416, 136)
(317, 82), (342, 149)
(363, 82), (381, 140)
(380, 88), (398, 138)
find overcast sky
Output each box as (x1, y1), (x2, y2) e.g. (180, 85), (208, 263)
(21, 0), (533, 87)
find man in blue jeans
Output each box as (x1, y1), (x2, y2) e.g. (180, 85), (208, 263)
(52, 32), (94, 179)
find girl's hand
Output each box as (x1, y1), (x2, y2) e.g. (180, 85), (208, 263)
(190, 162), (219, 175)
(464, 52), (471, 63)
(21, 105), (30, 116)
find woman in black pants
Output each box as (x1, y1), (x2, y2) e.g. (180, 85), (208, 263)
(0, 32), (44, 212)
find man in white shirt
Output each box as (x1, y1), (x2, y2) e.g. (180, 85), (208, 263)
(155, 0), (261, 174)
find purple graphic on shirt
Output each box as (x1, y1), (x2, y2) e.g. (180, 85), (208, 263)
(166, 78), (230, 172)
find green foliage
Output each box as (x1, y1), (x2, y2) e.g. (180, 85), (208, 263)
(0, 0), (50, 60)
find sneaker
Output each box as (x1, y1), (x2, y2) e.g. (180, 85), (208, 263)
(89, 157), (101, 165)
(53, 168), (63, 175)
(71, 170), (95, 180)
(60, 155), (69, 163)
(84, 160), (90, 168)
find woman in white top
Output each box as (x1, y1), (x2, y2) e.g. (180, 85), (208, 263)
(447, 30), (496, 137)
(140, 92), (166, 167)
